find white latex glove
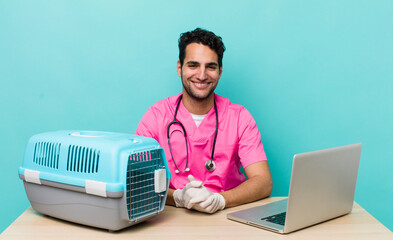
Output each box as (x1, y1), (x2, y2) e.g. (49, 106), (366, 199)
(173, 175), (202, 208)
(182, 175), (206, 209)
(187, 187), (226, 214)
(182, 175), (226, 213)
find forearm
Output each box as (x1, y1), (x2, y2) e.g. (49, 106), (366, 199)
(220, 175), (272, 208)
(166, 188), (176, 206)
(220, 161), (273, 208)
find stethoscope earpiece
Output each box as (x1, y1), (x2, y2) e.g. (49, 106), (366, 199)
(174, 168), (189, 174)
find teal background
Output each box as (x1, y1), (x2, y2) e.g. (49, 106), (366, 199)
(1, 0), (392, 233)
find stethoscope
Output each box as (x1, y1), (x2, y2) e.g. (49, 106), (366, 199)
(167, 95), (218, 173)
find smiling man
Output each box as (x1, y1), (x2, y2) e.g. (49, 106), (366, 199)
(136, 28), (272, 214)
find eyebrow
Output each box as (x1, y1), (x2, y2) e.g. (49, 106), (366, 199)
(185, 61), (219, 67)
(206, 62), (219, 67)
(186, 61), (199, 65)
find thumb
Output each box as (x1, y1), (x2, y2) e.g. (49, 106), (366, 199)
(187, 175), (202, 188)
(189, 181), (202, 188)
(188, 175), (196, 182)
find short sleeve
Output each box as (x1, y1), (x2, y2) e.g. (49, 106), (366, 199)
(135, 106), (158, 140)
(237, 108), (267, 168)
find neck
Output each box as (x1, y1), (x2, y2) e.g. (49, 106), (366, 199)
(182, 92), (215, 115)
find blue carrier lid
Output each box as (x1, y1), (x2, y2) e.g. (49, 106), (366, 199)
(19, 130), (171, 197)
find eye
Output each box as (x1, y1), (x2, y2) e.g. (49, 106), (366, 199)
(187, 62), (199, 68)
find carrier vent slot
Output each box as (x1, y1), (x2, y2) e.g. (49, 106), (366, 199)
(127, 150), (164, 221)
(66, 145), (100, 173)
(33, 142), (61, 169)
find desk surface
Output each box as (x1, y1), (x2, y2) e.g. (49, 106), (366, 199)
(1, 197), (391, 240)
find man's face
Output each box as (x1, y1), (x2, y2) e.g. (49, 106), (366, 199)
(177, 43), (222, 101)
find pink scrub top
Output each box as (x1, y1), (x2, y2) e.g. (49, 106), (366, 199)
(135, 93), (267, 193)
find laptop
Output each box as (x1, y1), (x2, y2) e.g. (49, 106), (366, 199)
(227, 143), (362, 234)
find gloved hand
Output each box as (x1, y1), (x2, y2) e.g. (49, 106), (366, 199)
(183, 176), (226, 214)
(187, 189), (225, 214)
(193, 193), (226, 214)
(173, 175), (202, 208)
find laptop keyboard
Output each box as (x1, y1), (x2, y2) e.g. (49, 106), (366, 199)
(261, 212), (286, 225)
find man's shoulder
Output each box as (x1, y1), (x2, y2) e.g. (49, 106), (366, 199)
(216, 94), (247, 114)
(149, 94), (181, 111)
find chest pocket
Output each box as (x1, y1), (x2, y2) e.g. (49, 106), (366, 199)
(213, 143), (239, 164)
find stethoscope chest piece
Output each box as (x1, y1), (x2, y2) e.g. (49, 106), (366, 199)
(205, 159), (216, 172)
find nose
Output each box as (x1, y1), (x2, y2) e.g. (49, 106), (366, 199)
(197, 67), (208, 81)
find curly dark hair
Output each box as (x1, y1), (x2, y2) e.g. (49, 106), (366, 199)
(178, 28), (225, 68)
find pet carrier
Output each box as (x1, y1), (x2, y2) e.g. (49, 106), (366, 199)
(18, 130), (171, 231)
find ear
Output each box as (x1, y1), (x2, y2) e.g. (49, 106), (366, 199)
(177, 60), (182, 77)
(218, 66), (223, 78)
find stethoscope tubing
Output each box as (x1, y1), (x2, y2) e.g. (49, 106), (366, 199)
(167, 95), (218, 173)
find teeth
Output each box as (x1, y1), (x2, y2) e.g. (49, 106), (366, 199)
(195, 83), (208, 87)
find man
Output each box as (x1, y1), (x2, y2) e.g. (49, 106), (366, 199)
(136, 28), (272, 214)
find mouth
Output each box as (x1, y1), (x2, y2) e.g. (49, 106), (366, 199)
(191, 81), (211, 89)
